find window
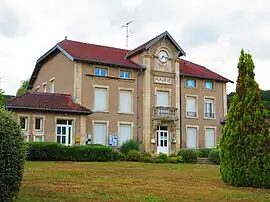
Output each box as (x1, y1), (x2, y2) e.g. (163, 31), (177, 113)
(35, 117), (43, 131)
(186, 96), (197, 117)
(156, 91), (169, 107)
(35, 86), (40, 92)
(94, 88), (107, 111)
(42, 82), (47, 92)
(120, 71), (131, 79)
(20, 117), (28, 130)
(56, 119), (72, 146)
(205, 81), (214, 90)
(93, 123), (107, 145)
(186, 79), (196, 88)
(34, 136), (44, 142)
(95, 67), (108, 77)
(187, 127), (197, 149)
(205, 98), (215, 118)
(49, 80), (54, 93)
(119, 90), (132, 113)
(205, 128), (215, 148)
(118, 124), (132, 146)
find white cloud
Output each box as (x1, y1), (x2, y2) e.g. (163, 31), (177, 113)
(0, 0), (269, 94)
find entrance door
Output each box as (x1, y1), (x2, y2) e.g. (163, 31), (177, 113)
(56, 120), (72, 146)
(156, 126), (169, 154)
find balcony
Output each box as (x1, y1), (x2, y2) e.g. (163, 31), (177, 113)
(152, 107), (178, 121)
(205, 113), (215, 119)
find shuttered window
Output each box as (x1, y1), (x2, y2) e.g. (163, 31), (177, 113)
(119, 90), (132, 113)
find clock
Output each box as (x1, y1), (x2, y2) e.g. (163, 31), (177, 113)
(158, 50), (169, 63)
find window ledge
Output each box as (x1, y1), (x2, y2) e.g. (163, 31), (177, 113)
(93, 110), (110, 113)
(204, 117), (216, 120)
(185, 116), (199, 119)
(118, 112), (134, 115)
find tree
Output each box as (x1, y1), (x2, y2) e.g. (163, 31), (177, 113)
(0, 89), (4, 107)
(16, 80), (29, 96)
(0, 108), (26, 201)
(220, 50), (270, 188)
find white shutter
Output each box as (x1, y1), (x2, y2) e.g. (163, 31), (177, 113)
(120, 90), (132, 113)
(119, 124), (132, 146)
(156, 91), (169, 107)
(93, 123), (106, 145)
(187, 127), (197, 148)
(205, 128), (215, 148)
(94, 88), (107, 111)
(186, 97), (196, 112)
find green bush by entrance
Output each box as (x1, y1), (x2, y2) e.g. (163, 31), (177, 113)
(177, 149), (198, 163)
(26, 142), (120, 162)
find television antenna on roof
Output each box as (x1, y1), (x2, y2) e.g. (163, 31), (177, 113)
(121, 21), (133, 49)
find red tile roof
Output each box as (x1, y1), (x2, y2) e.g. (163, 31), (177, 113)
(180, 59), (233, 83)
(6, 92), (92, 115)
(58, 40), (142, 69)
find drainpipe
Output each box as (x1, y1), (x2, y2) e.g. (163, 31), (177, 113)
(136, 68), (142, 143)
(179, 75), (183, 148)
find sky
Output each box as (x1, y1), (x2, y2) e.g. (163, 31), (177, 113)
(0, 0), (269, 95)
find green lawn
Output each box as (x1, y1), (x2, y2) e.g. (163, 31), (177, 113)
(18, 162), (270, 202)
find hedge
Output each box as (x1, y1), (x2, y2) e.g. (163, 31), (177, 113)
(197, 148), (212, 158)
(208, 148), (220, 165)
(26, 142), (120, 162)
(177, 149), (198, 163)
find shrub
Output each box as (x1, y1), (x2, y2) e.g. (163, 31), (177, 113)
(126, 150), (141, 161)
(142, 152), (152, 158)
(169, 153), (178, 157)
(155, 158), (165, 163)
(119, 152), (126, 161)
(177, 149), (198, 163)
(168, 157), (178, 163)
(0, 108), (26, 201)
(208, 149), (220, 165)
(157, 153), (168, 163)
(220, 50), (270, 188)
(176, 156), (183, 163)
(140, 156), (153, 163)
(197, 148), (212, 158)
(119, 140), (139, 154)
(26, 142), (119, 162)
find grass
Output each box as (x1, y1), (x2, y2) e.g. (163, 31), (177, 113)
(18, 162), (270, 202)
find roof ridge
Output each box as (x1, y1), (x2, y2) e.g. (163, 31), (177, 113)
(30, 92), (71, 96)
(60, 39), (130, 52)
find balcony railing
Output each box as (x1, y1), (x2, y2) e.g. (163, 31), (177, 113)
(205, 113), (215, 118)
(153, 107), (178, 121)
(186, 111), (197, 118)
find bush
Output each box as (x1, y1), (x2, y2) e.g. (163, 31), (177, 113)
(119, 152), (126, 161)
(208, 149), (220, 165)
(26, 142), (120, 162)
(168, 157), (178, 163)
(177, 149), (198, 163)
(197, 148), (212, 158)
(176, 156), (183, 163)
(0, 108), (26, 201)
(140, 156), (153, 163)
(126, 150), (141, 161)
(119, 140), (139, 154)
(155, 158), (165, 163)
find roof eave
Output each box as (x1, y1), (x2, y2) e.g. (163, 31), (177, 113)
(6, 105), (92, 115)
(180, 74), (234, 83)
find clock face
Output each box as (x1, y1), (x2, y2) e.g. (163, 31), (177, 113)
(158, 50), (168, 63)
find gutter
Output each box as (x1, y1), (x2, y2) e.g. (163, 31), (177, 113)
(136, 67), (143, 143)
(179, 75), (183, 148)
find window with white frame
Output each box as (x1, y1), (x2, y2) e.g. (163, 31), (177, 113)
(93, 122), (107, 145)
(205, 128), (215, 148)
(34, 135), (44, 142)
(95, 67), (108, 77)
(49, 80), (55, 93)
(20, 117), (28, 130)
(186, 79), (196, 88)
(119, 90), (132, 113)
(156, 91), (169, 107)
(35, 117), (43, 131)
(94, 88), (107, 111)
(187, 127), (197, 149)
(186, 96), (197, 117)
(42, 83), (47, 92)
(205, 81), (214, 90)
(204, 98), (215, 118)
(120, 70), (131, 79)
(118, 123), (132, 146)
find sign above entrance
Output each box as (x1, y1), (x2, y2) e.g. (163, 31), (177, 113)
(154, 76), (172, 85)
